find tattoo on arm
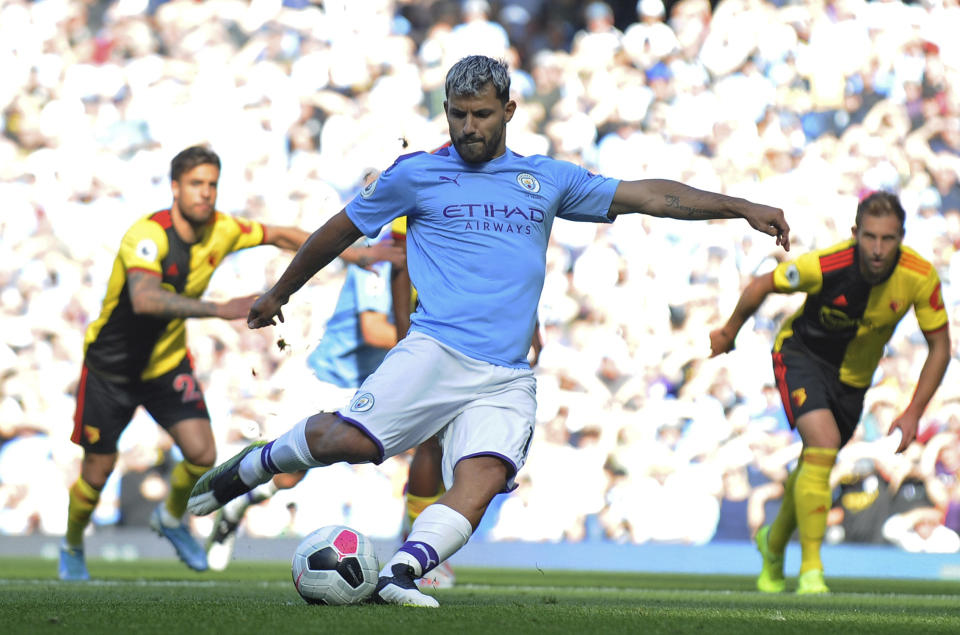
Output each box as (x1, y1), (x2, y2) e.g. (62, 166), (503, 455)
(664, 195), (717, 219)
(128, 271), (218, 318)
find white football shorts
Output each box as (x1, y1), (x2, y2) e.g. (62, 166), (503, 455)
(337, 332), (536, 492)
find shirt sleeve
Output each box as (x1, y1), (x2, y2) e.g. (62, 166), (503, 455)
(772, 250), (824, 295)
(914, 269), (948, 333)
(118, 218), (169, 275)
(221, 213), (266, 253)
(552, 160), (620, 223)
(345, 154), (420, 237)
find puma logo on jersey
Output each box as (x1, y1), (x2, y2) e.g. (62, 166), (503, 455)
(439, 174), (462, 186)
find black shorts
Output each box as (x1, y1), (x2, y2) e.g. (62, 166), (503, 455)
(72, 353), (210, 453)
(771, 340), (866, 447)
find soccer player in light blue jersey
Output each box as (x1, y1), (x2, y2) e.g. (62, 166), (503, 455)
(190, 55), (791, 607)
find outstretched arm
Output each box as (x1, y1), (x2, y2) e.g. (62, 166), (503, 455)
(262, 225), (310, 251)
(248, 210), (364, 328)
(889, 326), (951, 452)
(128, 271), (257, 320)
(264, 223), (405, 271)
(709, 272), (777, 357)
(608, 179), (790, 251)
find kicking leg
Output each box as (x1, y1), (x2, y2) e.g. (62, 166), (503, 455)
(188, 413), (378, 515)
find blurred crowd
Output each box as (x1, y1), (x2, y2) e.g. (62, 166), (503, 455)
(2, 0), (960, 554)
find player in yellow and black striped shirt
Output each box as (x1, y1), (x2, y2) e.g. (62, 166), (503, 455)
(60, 146), (402, 581)
(60, 146), (313, 579)
(710, 191), (950, 594)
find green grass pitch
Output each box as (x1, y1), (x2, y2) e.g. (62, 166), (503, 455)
(3, 557), (960, 634)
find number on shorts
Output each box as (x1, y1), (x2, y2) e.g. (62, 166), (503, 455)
(172, 373), (202, 403)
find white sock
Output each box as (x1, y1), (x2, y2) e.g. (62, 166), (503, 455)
(380, 504), (472, 578)
(239, 417), (325, 485)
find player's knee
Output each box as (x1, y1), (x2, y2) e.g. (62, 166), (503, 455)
(181, 445), (216, 468)
(304, 412), (380, 464)
(451, 456), (510, 502)
(81, 452), (118, 488)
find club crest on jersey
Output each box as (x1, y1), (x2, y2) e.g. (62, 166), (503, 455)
(135, 238), (159, 262)
(516, 173), (540, 193)
(360, 178), (378, 199)
(350, 392), (375, 412)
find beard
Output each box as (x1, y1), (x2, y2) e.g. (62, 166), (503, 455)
(180, 202), (214, 225)
(452, 124), (504, 163)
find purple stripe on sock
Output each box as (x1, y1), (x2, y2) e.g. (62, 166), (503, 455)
(399, 541), (440, 575)
(260, 440), (280, 474)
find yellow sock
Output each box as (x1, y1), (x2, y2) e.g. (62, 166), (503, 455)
(166, 460), (209, 519)
(794, 447), (837, 574)
(768, 467), (799, 554)
(405, 487), (444, 527)
(66, 477), (101, 548)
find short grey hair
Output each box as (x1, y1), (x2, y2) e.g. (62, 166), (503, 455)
(444, 55), (511, 104)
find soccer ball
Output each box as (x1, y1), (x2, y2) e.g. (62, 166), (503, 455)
(291, 525), (380, 605)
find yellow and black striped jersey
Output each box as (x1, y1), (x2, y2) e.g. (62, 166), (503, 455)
(83, 209), (265, 382)
(772, 239), (947, 388)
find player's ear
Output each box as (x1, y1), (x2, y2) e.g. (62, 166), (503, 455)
(504, 99), (517, 122)
(851, 224), (858, 238)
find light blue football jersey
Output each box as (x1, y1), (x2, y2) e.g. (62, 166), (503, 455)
(307, 261), (393, 388)
(344, 144), (619, 368)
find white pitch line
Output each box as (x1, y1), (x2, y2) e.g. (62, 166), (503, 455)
(1, 579), (958, 601)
